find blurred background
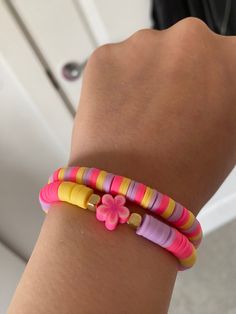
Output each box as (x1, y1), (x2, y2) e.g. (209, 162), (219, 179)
(0, 0), (235, 313)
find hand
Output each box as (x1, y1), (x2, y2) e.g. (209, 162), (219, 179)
(69, 17), (236, 215)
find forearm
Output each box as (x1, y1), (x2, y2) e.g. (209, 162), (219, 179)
(8, 201), (178, 314)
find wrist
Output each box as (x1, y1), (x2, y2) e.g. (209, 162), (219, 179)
(45, 201), (178, 313)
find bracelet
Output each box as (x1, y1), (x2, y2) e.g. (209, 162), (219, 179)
(48, 166), (203, 248)
(39, 181), (196, 270)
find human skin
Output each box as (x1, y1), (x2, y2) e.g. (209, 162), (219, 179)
(8, 18), (236, 314)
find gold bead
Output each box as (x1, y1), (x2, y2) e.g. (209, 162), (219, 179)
(87, 194), (101, 212)
(127, 213), (142, 229)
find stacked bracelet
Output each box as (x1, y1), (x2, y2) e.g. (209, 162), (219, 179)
(48, 166), (202, 248)
(39, 181), (196, 270)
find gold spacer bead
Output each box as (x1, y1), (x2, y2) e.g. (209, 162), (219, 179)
(87, 194), (101, 212)
(127, 213), (142, 230)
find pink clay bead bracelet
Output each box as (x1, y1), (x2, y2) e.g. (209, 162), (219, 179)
(39, 181), (196, 270)
(48, 166), (203, 248)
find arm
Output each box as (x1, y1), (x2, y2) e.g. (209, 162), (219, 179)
(8, 17), (236, 314)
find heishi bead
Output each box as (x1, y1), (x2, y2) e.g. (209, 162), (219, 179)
(73, 184), (93, 209)
(174, 207), (190, 227)
(96, 170), (107, 191)
(154, 194), (169, 215)
(134, 183), (146, 204)
(53, 168), (62, 182)
(180, 211), (196, 230)
(110, 175), (123, 194)
(118, 177), (132, 196)
(83, 167), (92, 185)
(181, 219), (198, 234)
(58, 182), (75, 203)
(129, 182), (146, 204)
(183, 222), (201, 237)
(103, 173), (115, 193)
(150, 192), (163, 212)
(167, 203), (184, 222)
(160, 198), (176, 219)
(58, 168), (66, 180)
(76, 167), (88, 184)
(129, 182), (139, 201)
(189, 232), (202, 242)
(146, 189), (158, 209)
(89, 168), (101, 189)
(70, 184), (93, 208)
(64, 167), (78, 182)
(180, 249), (197, 268)
(126, 180), (136, 199)
(141, 186), (153, 209)
(40, 181), (61, 204)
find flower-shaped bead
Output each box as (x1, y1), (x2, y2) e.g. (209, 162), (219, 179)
(96, 194), (130, 230)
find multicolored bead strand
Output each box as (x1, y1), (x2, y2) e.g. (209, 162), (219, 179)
(39, 181), (196, 270)
(48, 166), (203, 248)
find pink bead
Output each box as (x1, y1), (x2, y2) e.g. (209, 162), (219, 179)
(174, 207), (190, 227)
(184, 223), (202, 238)
(153, 194), (169, 215)
(134, 183), (146, 204)
(53, 168), (61, 181)
(178, 237), (193, 259)
(70, 167), (79, 182)
(90, 168), (100, 188)
(39, 181), (61, 203)
(165, 230), (182, 254)
(64, 167), (78, 182)
(166, 231), (193, 259)
(110, 175), (123, 194)
(84, 168), (100, 188)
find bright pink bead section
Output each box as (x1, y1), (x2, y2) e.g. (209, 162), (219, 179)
(48, 166), (202, 248)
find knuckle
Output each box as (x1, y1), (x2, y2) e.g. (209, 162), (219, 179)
(90, 44), (113, 59)
(165, 17), (214, 58)
(162, 18), (215, 74)
(128, 28), (157, 42)
(89, 43), (115, 63)
(170, 17), (211, 35)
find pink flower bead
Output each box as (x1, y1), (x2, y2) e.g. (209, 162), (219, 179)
(96, 194), (130, 231)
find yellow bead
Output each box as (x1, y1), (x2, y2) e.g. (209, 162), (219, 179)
(119, 177), (131, 196)
(180, 211), (195, 230)
(189, 232), (202, 242)
(58, 182), (75, 202)
(87, 194), (101, 212)
(96, 170), (107, 191)
(58, 168), (66, 180)
(141, 187), (153, 208)
(161, 198), (175, 219)
(76, 167), (88, 184)
(71, 184), (93, 209)
(127, 213), (142, 229)
(180, 248), (197, 268)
